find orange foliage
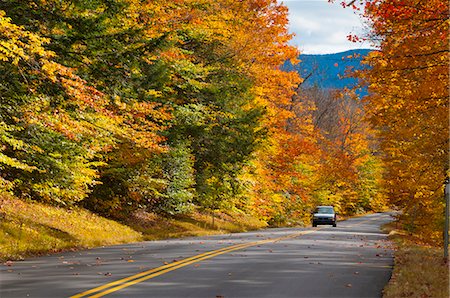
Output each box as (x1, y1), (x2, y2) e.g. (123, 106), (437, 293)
(359, 0), (449, 242)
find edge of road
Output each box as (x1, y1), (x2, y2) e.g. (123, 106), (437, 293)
(69, 213), (393, 298)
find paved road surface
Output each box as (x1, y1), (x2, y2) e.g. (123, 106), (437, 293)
(1, 213), (394, 298)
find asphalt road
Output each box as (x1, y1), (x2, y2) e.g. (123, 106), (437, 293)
(1, 213), (394, 298)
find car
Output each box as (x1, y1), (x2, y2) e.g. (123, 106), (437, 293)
(312, 206), (337, 227)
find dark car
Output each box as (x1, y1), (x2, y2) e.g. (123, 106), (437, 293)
(312, 206), (337, 227)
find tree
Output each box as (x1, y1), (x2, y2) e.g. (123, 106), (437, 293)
(0, 10), (114, 203)
(1, 0), (172, 208)
(359, 0), (449, 243)
(1, 0), (300, 217)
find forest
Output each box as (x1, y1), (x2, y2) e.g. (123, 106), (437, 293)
(0, 0), (448, 246)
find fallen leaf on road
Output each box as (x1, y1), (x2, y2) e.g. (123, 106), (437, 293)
(127, 260), (135, 263)
(4, 261), (13, 266)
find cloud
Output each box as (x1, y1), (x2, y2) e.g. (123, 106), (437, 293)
(279, 0), (373, 54)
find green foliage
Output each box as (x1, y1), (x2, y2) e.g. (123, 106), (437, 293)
(10, 123), (104, 204)
(158, 141), (195, 215)
(0, 10), (112, 203)
(355, 155), (387, 212)
(83, 141), (166, 218)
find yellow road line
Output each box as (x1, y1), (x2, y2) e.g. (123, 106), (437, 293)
(72, 214), (384, 297)
(69, 242), (252, 298)
(70, 230), (314, 298)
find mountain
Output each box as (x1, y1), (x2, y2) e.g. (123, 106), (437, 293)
(284, 49), (372, 91)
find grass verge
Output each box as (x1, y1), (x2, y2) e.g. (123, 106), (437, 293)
(382, 222), (449, 298)
(126, 208), (267, 241)
(0, 194), (142, 261)
(0, 195), (267, 262)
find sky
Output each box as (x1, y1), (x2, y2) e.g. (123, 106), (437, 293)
(279, 0), (372, 54)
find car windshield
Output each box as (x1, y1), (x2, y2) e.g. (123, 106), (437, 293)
(315, 207), (334, 214)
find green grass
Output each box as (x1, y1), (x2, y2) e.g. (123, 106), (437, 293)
(0, 195), (266, 261)
(382, 222), (449, 298)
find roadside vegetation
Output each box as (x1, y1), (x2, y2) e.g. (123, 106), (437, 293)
(0, 194), (265, 261)
(382, 221), (449, 298)
(0, 194), (141, 260)
(127, 208), (266, 241)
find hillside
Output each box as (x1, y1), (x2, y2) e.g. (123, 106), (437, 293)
(284, 49), (372, 91)
(0, 194), (266, 261)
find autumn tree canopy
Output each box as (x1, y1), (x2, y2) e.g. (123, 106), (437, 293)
(357, 0), (449, 243)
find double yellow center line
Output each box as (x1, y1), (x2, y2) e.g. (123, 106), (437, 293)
(70, 230), (315, 298)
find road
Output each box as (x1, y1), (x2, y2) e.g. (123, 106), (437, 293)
(1, 213), (394, 298)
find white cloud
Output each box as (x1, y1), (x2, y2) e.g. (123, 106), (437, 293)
(279, 0), (373, 54)
(290, 16), (321, 35)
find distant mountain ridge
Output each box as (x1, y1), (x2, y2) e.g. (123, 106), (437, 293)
(284, 49), (372, 91)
